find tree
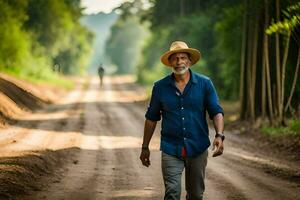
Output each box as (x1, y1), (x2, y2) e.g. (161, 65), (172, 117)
(239, 0), (300, 125)
(105, 0), (149, 74)
(0, 0), (93, 79)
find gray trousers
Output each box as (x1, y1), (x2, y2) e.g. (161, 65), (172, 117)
(161, 150), (208, 200)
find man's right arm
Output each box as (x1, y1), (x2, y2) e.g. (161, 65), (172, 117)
(142, 119), (157, 148)
(140, 119), (157, 167)
(141, 83), (161, 167)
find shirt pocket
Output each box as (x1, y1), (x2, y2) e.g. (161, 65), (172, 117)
(161, 99), (178, 112)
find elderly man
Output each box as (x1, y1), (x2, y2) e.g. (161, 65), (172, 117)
(140, 41), (225, 200)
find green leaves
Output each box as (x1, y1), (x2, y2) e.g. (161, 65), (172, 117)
(266, 2), (300, 35)
(106, 16), (149, 74)
(0, 0), (93, 78)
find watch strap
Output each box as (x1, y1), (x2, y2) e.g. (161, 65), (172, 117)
(215, 133), (225, 141)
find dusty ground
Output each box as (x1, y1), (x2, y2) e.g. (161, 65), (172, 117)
(0, 73), (66, 127)
(0, 75), (299, 200)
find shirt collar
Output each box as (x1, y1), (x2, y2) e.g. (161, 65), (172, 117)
(167, 68), (198, 85)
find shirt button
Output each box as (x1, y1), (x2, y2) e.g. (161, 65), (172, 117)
(183, 127), (186, 130)
(184, 137), (186, 140)
(181, 107), (184, 110)
(182, 117), (184, 120)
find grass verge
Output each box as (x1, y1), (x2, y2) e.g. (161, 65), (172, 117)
(2, 69), (74, 90)
(261, 119), (300, 136)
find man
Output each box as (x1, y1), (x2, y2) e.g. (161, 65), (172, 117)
(98, 63), (105, 87)
(139, 41), (225, 200)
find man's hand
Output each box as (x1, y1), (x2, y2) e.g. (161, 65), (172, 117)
(212, 137), (224, 157)
(140, 148), (151, 167)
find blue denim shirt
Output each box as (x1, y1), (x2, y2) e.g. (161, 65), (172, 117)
(145, 69), (224, 158)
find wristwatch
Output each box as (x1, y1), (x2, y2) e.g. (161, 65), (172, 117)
(215, 133), (225, 141)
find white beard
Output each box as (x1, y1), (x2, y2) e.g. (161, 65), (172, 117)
(172, 66), (189, 75)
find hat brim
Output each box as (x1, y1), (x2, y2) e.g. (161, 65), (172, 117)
(160, 48), (201, 67)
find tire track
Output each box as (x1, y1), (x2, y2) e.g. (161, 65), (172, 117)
(95, 77), (163, 199)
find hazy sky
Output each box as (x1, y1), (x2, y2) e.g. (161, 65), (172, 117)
(81, 0), (128, 14)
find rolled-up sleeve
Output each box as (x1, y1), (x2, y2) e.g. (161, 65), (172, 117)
(205, 79), (224, 120)
(145, 83), (161, 121)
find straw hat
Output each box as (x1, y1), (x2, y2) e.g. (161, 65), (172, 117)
(161, 41), (201, 67)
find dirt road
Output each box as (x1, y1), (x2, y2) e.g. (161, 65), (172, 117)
(1, 76), (299, 200)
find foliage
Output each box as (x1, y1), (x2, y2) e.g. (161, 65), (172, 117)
(146, 0), (239, 30)
(107, 0), (300, 126)
(214, 5), (243, 100)
(105, 1), (150, 74)
(135, 1), (243, 100)
(0, 0), (33, 72)
(261, 119), (300, 136)
(25, 0), (73, 58)
(266, 2), (300, 34)
(136, 28), (170, 84)
(0, 0), (93, 83)
(53, 25), (93, 75)
(238, 0), (300, 124)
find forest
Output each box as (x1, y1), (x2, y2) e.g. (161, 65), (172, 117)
(106, 0), (300, 128)
(0, 0), (299, 128)
(0, 0), (93, 85)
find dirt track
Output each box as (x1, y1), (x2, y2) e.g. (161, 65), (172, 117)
(0, 76), (299, 200)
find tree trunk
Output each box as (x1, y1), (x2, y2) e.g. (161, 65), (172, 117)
(246, 2), (254, 120)
(180, 0), (185, 17)
(275, 0), (282, 124)
(240, 0), (247, 119)
(262, 37), (266, 118)
(264, 0), (274, 124)
(280, 31), (291, 124)
(250, 13), (259, 119)
(246, 35), (253, 119)
(285, 48), (300, 113)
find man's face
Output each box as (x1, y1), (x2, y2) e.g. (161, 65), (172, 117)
(169, 52), (191, 75)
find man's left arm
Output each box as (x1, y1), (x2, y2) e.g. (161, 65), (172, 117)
(212, 113), (224, 157)
(204, 79), (225, 157)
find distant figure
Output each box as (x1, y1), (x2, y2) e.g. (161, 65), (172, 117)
(98, 64), (105, 87)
